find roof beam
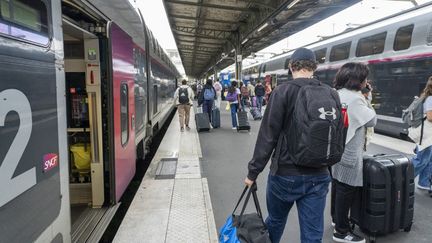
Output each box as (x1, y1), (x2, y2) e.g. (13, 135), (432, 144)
(173, 25), (233, 39)
(176, 39), (223, 46)
(175, 33), (227, 40)
(170, 14), (240, 24)
(165, 0), (255, 12)
(178, 44), (220, 53)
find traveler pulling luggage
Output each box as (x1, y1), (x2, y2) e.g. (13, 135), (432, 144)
(195, 106), (210, 132)
(350, 154), (414, 243)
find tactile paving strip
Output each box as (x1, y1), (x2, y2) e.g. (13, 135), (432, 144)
(165, 178), (210, 243)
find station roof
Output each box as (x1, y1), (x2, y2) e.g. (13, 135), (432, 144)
(163, 0), (360, 78)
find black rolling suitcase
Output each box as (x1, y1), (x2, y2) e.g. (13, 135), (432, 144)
(237, 110), (250, 131)
(211, 108), (220, 128)
(195, 107), (210, 132)
(351, 154), (414, 243)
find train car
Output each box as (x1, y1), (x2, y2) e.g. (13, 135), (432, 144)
(242, 2), (432, 137)
(0, 0), (179, 242)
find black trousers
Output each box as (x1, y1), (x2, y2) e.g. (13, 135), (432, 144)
(331, 179), (360, 234)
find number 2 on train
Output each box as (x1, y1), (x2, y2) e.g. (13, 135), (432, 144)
(0, 89), (36, 207)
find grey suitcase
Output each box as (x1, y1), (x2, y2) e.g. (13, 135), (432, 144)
(195, 107), (210, 132)
(211, 108), (220, 128)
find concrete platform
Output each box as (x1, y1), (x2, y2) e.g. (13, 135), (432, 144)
(114, 108), (217, 243)
(115, 100), (432, 243)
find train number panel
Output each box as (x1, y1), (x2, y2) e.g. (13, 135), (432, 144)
(0, 54), (61, 242)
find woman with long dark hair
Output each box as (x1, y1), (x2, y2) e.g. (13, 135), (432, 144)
(331, 62), (376, 243)
(409, 77), (432, 190)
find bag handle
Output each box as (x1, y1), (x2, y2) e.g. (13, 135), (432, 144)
(232, 184), (265, 221)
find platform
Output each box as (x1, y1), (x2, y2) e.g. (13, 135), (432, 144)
(115, 101), (432, 243)
(114, 108), (218, 243)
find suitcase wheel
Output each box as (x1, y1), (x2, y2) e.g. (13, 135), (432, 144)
(404, 223), (412, 232)
(369, 235), (376, 243)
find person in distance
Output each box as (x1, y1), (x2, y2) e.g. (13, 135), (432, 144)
(174, 79), (194, 132)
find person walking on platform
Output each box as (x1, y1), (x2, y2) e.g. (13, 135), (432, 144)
(247, 80), (255, 101)
(225, 81), (240, 130)
(255, 80), (265, 112)
(408, 77), (432, 190)
(240, 81), (249, 110)
(198, 79), (217, 124)
(174, 79), (194, 132)
(214, 78), (223, 109)
(331, 63), (376, 243)
(245, 48), (345, 243)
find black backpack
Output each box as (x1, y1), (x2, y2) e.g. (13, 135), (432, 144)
(255, 85), (265, 97)
(178, 87), (189, 104)
(288, 80), (344, 168)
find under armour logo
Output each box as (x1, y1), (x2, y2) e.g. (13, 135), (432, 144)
(318, 107), (337, 120)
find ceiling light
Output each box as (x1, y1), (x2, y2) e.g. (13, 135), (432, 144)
(231, 48), (235, 53)
(257, 23), (269, 32)
(287, 0), (301, 9)
(241, 38), (249, 44)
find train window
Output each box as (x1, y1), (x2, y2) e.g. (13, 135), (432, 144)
(394, 24), (414, 51)
(330, 42), (351, 62)
(262, 64), (266, 73)
(0, 0), (49, 45)
(314, 48), (327, 63)
(120, 83), (129, 146)
(284, 58), (290, 69)
(356, 32), (387, 57)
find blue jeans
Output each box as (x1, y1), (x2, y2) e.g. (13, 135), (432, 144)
(266, 174), (331, 243)
(256, 96), (263, 112)
(412, 146), (432, 187)
(203, 100), (214, 123)
(230, 103), (238, 128)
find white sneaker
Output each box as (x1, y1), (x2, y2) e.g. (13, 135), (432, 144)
(333, 231), (365, 243)
(417, 184), (430, 190)
(332, 221), (336, 227)
(232, 127), (237, 130)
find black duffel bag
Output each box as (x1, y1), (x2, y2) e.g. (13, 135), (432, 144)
(219, 184), (271, 243)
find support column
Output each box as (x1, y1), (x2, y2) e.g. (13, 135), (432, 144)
(213, 66), (217, 82)
(234, 32), (242, 82)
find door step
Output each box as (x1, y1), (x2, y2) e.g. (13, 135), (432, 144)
(71, 204), (120, 243)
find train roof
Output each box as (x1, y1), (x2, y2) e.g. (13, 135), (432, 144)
(243, 1), (432, 70)
(89, 0), (179, 76)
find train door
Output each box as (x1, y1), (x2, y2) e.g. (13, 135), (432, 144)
(108, 22), (136, 203)
(62, 18), (109, 241)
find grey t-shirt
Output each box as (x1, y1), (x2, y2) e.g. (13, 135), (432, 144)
(424, 96), (432, 114)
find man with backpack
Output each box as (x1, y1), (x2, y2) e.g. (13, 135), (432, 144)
(198, 79), (217, 123)
(174, 79), (194, 132)
(254, 80), (265, 112)
(244, 48), (344, 243)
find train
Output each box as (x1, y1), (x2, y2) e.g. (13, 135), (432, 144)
(242, 2), (432, 138)
(0, 0), (179, 242)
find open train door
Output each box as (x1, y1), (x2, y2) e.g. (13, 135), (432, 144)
(108, 22), (136, 203)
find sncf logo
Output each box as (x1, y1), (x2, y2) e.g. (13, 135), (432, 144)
(318, 107), (337, 120)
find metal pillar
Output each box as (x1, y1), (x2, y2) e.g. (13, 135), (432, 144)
(213, 66), (218, 82)
(234, 32), (242, 82)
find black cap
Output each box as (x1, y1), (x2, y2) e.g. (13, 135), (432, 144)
(291, 47), (316, 62)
